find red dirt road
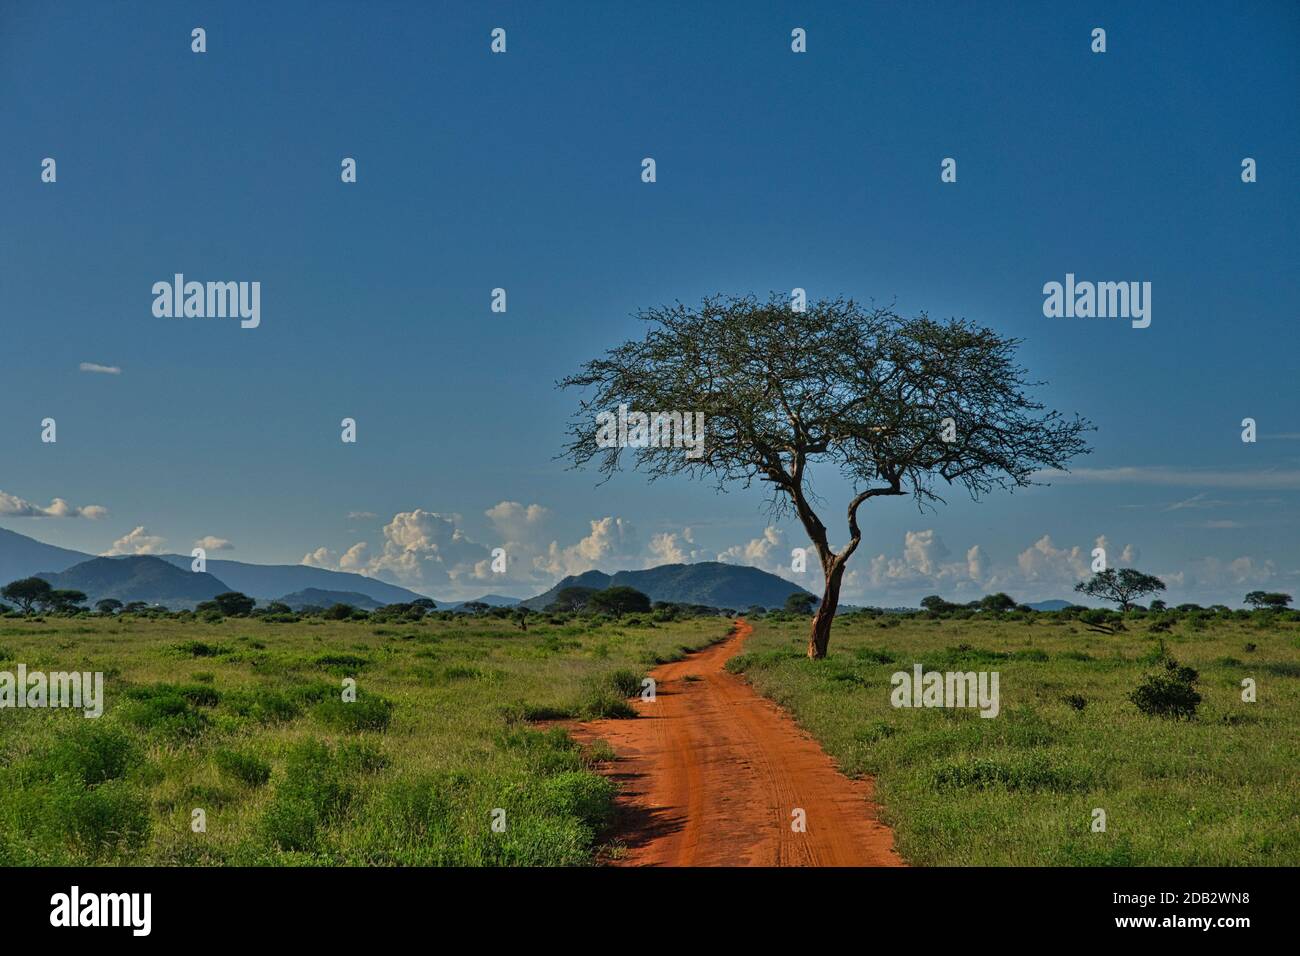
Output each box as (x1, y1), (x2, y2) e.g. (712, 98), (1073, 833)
(578, 620), (903, 866)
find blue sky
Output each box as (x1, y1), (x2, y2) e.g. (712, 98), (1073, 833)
(2, 1), (1297, 605)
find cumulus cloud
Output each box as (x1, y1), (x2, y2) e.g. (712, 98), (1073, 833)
(79, 362), (121, 375)
(718, 527), (787, 568)
(649, 528), (706, 565)
(103, 526), (166, 555)
(303, 510), (492, 591)
(485, 501), (551, 546)
(193, 536), (233, 552)
(0, 490), (108, 520)
(536, 516), (640, 578)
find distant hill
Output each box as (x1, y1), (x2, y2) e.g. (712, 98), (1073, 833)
(445, 594), (522, 611)
(36, 556), (230, 608)
(1027, 599), (1072, 611)
(275, 588), (386, 611)
(156, 554), (426, 605)
(0, 529), (429, 606)
(0, 527), (91, 584)
(520, 562), (812, 611)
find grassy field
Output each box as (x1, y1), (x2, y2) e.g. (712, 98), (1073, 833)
(0, 614), (726, 866)
(3, 609), (1296, 867)
(730, 612), (1300, 866)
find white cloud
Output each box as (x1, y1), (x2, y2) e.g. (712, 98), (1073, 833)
(303, 510), (493, 592)
(650, 528), (705, 565)
(536, 516), (640, 578)
(194, 536), (233, 551)
(1039, 466), (1300, 491)
(0, 490), (108, 520)
(79, 362), (121, 375)
(718, 527), (786, 568)
(103, 526), (166, 555)
(347, 511), (377, 520)
(485, 501), (551, 546)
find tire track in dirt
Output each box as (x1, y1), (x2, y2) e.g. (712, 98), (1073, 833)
(577, 619), (902, 866)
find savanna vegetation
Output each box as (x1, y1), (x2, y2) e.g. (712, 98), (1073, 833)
(3, 573), (1295, 866)
(0, 607), (726, 866)
(730, 600), (1300, 865)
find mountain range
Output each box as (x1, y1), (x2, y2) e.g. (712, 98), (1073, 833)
(0, 527), (426, 606)
(519, 562), (812, 611)
(1, 528), (812, 612)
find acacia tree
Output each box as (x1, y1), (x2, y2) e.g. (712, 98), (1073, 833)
(1, 577), (53, 615)
(1244, 590), (1292, 611)
(1075, 568), (1166, 611)
(560, 293), (1092, 658)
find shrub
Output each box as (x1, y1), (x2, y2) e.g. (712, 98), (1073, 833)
(932, 753), (1082, 793)
(537, 771), (617, 830)
(221, 688), (302, 724)
(1130, 657), (1201, 720)
(174, 640), (228, 657)
(53, 779), (151, 855)
(312, 693), (394, 732)
(260, 741), (355, 852)
(120, 687), (210, 738)
(314, 653), (370, 675)
(607, 669), (644, 698)
(41, 723), (141, 786)
(214, 748), (272, 787)
(579, 689), (637, 719)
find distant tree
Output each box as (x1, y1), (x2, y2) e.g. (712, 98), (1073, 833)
(745, 604), (767, 618)
(213, 591), (255, 617)
(514, 607), (532, 631)
(264, 601), (292, 615)
(784, 592), (817, 615)
(461, 601), (490, 615)
(2, 577), (53, 615)
(920, 595), (954, 613)
(323, 603), (355, 620)
(1074, 568), (1166, 612)
(559, 293), (1092, 659)
(42, 588), (87, 612)
(122, 601), (148, 614)
(1149, 599), (1167, 612)
(95, 598), (124, 615)
(546, 586), (598, 613)
(412, 597), (437, 610)
(979, 592), (1016, 612)
(588, 586), (651, 616)
(1244, 591), (1292, 611)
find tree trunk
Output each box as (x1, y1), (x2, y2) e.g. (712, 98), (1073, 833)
(807, 561), (846, 659)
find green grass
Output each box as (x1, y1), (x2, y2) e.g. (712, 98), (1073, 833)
(728, 613), (1300, 866)
(6, 610), (1295, 866)
(0, 614), (724, 865)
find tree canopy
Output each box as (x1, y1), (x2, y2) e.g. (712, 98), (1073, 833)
(1, 577), (53, 614)
(1075, 568), (1166, 612)
(561, 293), (1091, 657)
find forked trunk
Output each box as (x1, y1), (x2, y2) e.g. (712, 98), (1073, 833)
(807, 561), (846, 659)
